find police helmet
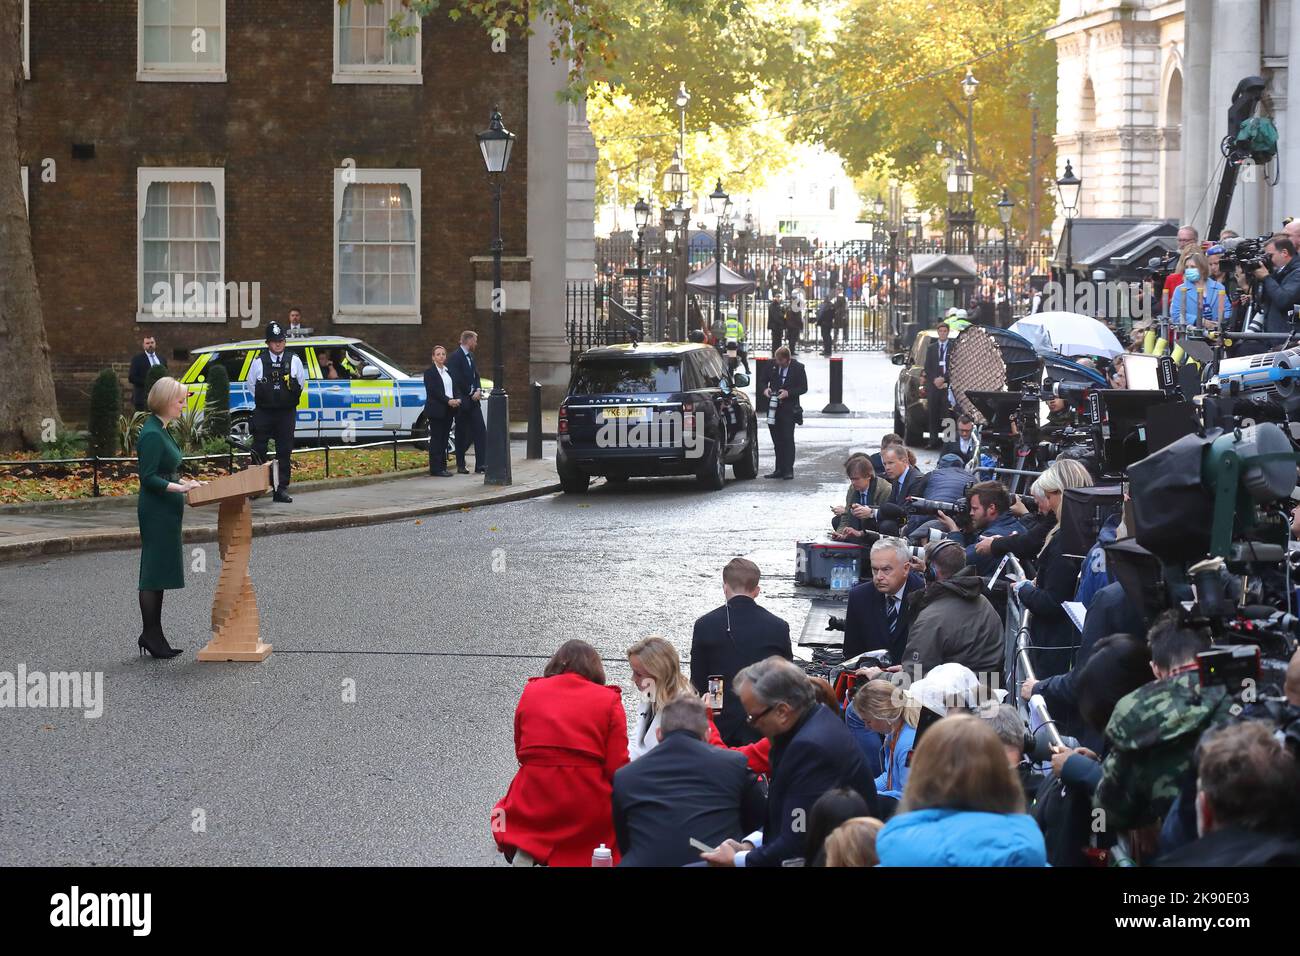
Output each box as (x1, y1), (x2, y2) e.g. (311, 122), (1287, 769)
(265, 321), (286, 342)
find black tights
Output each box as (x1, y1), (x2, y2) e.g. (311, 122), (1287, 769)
(139, 589), (164, 640)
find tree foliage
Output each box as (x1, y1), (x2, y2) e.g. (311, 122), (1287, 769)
(787, 0), (1058, 236)
(88, 370), (121, 458)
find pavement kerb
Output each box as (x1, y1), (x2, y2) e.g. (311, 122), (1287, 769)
(0, 474), (564, 565)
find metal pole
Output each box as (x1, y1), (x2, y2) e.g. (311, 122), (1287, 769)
(1066, 215), (1074, 274)
(714, 217), (722, 332)
(1029, 94), (1040, 243)
(636, 231), (644, 323)
(1003, 229), (1010, 304)
(527, 382), (543, 459)
(486, 177), (512, 485)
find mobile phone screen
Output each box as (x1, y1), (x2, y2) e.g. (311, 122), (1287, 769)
(707, 676), (724, 711)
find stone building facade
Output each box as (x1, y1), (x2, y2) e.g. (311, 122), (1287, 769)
(1050, 0), (1299, 240)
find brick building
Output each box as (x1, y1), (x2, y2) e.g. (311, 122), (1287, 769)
(16, 0), (585, 421)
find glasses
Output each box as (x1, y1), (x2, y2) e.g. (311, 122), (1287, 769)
(746, 704), (775, 724)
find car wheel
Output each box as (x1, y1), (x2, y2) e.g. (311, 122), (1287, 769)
(411, 414), (430, 452)
(904, 406), (925, 446)
(557, 452), (589, 494)
(733, 423), (759, 479)
(697, 433), (726, 491)
(230, 413), (252, 444)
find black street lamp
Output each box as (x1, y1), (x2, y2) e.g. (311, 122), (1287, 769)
(961, 69), (978, 172)
(997, 188), (1015, 305)
(707, 178), (731, 335)
(663, 145), (690, 338)
(1056, 159), (1082, 275)
(475, 106), (515, 486)
(633, 196), (651, 336)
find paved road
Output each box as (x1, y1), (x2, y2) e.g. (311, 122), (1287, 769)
(0, 351), (935, 865)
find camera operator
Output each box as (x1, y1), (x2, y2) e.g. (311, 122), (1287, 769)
(1044, 395), (1076, 430)
(1244, 235), (1300, 355)
(903, 453), (973, 542)
(1094, 611), (1237, 840)
(1007, 460), (1094, 680)
(974, 486), (1053, 566)
(933, 480), (1024, 576)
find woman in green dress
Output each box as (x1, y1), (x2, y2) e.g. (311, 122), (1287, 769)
(137, 377), (202, 658)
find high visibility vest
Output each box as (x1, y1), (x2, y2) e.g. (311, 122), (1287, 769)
(725, 317), (744, 341)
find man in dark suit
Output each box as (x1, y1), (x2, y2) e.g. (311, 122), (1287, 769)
(924, 322), (953, 449)
(701, 657), (877, 867)
(766, 292), (785, 355)
(612, 697), (767, 867)
(422, 345), (460, 477)
(128, 335), (166, 411)
(446, 329), (486, 474)
(876, 444), (926, 535)
(843, 537), (926, 665)
(1243, 236), (1300, 354)
(942, 414), (976, 464)
(690, 558), (793, 746)
(762, 346), (808, 479)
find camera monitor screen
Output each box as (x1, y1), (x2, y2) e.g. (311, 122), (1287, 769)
(1123, 353), (1162, 392)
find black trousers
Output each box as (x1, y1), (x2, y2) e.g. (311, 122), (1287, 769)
(928, 382), (950, 445)
(820, 323), (833, 356)
(427, 415), (452, 474)
(454, 401), (486, 467)
(252, 407), (296, 491)
(770, 330), (782, 354)
(768, 408), (797, 476)
(786, 329), (801, 353)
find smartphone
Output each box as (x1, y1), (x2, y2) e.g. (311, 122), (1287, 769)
(707, 675), (724, 711)
(689, 837), (716, 853)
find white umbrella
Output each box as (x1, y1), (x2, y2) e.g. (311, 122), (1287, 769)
(1009, 311), (1124, 359)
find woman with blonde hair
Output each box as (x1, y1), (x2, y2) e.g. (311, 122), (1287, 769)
(1169, 251), (1228, 328)
(875, 714), (1047, 866)
(135, 377), (203, 658)
(823, 817), (884, 867)
(627, 636), (721, 759)
(1013, 459), (1094, 679)
(852, 680), (919, 809)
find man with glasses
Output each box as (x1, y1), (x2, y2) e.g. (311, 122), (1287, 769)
(701, 657), (877, 867)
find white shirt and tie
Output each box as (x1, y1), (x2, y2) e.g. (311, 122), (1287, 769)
(146, 351), (160, 367)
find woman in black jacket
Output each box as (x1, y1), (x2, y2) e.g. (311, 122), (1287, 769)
(1010, 461), (1093, 680)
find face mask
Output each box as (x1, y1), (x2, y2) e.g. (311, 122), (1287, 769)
(1184, 268), (1201, 282)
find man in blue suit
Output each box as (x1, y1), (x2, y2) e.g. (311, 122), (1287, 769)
(445, 330), (486, 474)
(612, 697), (767, 867)
(701, 657), (877, 867)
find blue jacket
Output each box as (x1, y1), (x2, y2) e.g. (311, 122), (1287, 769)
(876, 808), (1048, 867)
(1073, 512), (1122, 608)
(948, 512), (1025, 576)
(1169, 279), (1229, 325)
(873, 722), (917, 802)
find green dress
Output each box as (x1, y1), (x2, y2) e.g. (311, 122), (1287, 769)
(137, 414), (186, 591)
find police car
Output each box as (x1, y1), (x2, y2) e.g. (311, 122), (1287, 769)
(178, 336), (488, 445)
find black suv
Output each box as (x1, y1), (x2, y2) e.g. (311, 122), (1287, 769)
(892, 328), (948, 445)
(557, 343), (760, 493)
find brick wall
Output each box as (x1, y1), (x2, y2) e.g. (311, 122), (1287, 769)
(21, 1), (531, 424)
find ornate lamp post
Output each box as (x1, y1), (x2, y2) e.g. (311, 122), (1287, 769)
(662, 144), (689, 340)
(997, 188), (1015, 305)
(633, 196), (651, 332)
(475, 107), (515, 486)
(707, 178), (732, 335)
(1056, 159), (1082, 275)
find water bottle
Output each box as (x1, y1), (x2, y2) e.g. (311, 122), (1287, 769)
(829, 565), (840, 591)
(592, 844), (613, 867)
(767, 392), (779, 425)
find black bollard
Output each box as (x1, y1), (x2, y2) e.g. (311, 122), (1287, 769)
(754, 355), (772, 414)
(527, 382), (543, 459)
(822, 356), (850, 414)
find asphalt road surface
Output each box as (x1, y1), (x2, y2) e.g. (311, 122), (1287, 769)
(0, 351), (929, 865)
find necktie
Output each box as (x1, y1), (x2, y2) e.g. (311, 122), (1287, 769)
(885, 596), (899, 633)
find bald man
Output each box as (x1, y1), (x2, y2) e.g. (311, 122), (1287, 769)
(1284, 220), (1300, 247)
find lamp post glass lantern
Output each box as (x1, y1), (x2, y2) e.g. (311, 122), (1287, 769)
(476, 106), (516, 485)
(1057, 159), (1082, 274)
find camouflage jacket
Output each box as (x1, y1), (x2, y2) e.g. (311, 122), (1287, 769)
(1094, 671), (1237, 833)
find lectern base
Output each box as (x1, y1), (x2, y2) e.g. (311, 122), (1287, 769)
(197, 642), (273, 663)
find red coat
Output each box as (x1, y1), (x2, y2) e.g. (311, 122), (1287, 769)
(493, 673), (629, 866)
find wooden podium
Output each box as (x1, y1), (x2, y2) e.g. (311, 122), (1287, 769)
(186, 463), (273, 662)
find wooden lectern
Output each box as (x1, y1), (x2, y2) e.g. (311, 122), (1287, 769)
(186, 463), (273, 662)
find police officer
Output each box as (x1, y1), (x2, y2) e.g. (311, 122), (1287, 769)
(246, 321), (306, 503)
(723, 311), (750, 375)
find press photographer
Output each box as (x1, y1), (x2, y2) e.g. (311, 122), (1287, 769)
(1243, 235), (1300, 354)
(931, 480), (1025, 576)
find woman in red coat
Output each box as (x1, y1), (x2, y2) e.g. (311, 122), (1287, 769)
(493, 640), (629, 866)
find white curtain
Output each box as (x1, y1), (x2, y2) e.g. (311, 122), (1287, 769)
(338, 183), (416, 307)
(142, 181), (221, 307)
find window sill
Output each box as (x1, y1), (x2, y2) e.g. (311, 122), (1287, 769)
(137, 70), (227, 83)
(333, 311), (422, 326)
(331, 71), (422, 85)
(136, 310), (231, 324)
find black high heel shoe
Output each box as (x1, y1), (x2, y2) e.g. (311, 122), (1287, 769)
(138, 633), (182, 659)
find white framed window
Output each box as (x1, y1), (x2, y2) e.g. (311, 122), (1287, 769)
(138, 0), (226, 83)
(137, 168), (226, 323)
(333, 0), (421, 84)
(22, 0), (29, 79)
(333, 169), (421, 324)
